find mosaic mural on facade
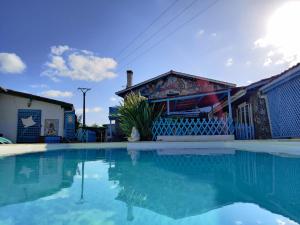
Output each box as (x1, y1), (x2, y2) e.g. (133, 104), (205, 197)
(133, 75), (229, 99)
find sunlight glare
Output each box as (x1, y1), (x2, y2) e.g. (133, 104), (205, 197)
(256, 1), (300, 65)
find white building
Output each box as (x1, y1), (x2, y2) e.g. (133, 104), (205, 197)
(0, 87), (75, 143)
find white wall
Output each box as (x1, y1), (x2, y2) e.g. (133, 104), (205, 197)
(0, 93), (66, 143)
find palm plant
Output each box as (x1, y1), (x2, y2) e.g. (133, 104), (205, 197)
(118, 92), (163, 141)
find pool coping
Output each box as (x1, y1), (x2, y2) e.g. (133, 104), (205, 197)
(0, 140), (300, 157)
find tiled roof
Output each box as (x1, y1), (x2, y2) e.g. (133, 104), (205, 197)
(116, 70), (236, 96)
(0, 87), (74, 110)
(260, 62), (300, 93)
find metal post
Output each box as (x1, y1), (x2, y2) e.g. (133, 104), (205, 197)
(77, 150), (86, 204)
(109, 119), (112, 142)
(228, 89), (232, 119)
(167, 100), (170, 115)
(78, 88), (91, 142)
(78, 88), (91, 128)
(80, 159), (85, 200)
(82, 92), (86, 128)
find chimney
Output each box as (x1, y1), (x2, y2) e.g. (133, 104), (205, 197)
(126, 70), (133, 88)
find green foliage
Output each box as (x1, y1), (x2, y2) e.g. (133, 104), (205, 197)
(118, 92), (163, 141)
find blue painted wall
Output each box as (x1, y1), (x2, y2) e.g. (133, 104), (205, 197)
(265, 74), (300, 138)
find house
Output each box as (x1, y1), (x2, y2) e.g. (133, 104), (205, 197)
(0, 87), (76, 143)
(116, 70), (236, 100)
(260, 63), (300, 138)
(105, 106), (124, 142)
(212, 74), (281, 139)
(111, 64), (300, 141)
(111, 70), (237, 141)
(213, 63), (300, 139)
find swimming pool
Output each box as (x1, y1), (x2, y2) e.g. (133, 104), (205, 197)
(0, 148), (299, 225)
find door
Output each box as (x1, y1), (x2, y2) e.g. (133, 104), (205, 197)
(64, 111), (76, 140)
(17, 109), (41, 143)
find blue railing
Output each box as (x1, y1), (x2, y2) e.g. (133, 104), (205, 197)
(76, 128), (96, 142)
(152, 117), (234, 140)
(235, 123), (255, 140)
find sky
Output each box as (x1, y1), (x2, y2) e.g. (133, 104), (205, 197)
(1, 0), (300, 125)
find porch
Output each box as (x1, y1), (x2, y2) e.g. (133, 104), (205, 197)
(150, 89), (254, 140)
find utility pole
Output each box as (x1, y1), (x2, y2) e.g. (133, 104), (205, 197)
(78, 88), (91, 128)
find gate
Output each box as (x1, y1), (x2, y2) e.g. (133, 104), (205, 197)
(17, 109), (41, 143)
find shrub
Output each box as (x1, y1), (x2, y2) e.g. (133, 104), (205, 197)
(118, 92), (163, 141)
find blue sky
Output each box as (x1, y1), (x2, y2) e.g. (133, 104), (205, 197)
(1, 0), (300, 125)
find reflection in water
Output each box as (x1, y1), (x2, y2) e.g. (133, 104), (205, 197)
(0, 148), (299, 225)
(0, 151), (78, 206)
(110, 149), (300, 223)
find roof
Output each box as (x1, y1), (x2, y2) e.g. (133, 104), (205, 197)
(212, 69), (287, 113)
(116, 70), (236, 96)
(260, 62), (300, 93)
(0, 87), (74, 110)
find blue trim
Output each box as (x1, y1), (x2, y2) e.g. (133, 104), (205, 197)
(149, 90), (230, 103)
(262, 70), (300, 93)
(235, 123), (255, 140)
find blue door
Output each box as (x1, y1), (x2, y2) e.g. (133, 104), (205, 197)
(17, 109), (41, 143)
(64, 111), (76, 140)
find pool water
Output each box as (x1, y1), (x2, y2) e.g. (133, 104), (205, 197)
(0, 148), (299, 225)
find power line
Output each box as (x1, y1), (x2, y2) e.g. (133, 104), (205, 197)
(118, 0), (200, 63)
(116, 0), (180, 58)
(119, 0), (220, 70)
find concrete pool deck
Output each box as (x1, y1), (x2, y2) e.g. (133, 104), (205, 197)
(0, 140), (300, 157)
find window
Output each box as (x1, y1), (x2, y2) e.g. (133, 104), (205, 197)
(236, 102), (253, 125)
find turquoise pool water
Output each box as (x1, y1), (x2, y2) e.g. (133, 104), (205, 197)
(0, 148), (299, 225)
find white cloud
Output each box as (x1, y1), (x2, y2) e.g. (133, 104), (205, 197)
(77, 107), (103, 114)
(196, 29), (205, 38)
(246, 61), (252, 66)
(0, 53), (26, 74)
(276, 219), (286, 225)
(211, 33), (217, 37)
(42, 45), (118, 82)
(51, 45), (70, 55)
(30, 84), (48, 88)
(225, 58), (233, 67)
(263, 58), (272, 66)
(109, 96), (122, 103)
(92, 107), (102, 112)
(42, 90), (73, 98)
(254, 2), (300, 66)
(41, 188), (70, 201)
(110, 96), (117, 102)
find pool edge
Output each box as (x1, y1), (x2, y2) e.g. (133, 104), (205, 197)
(0, 140), (299, 157)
